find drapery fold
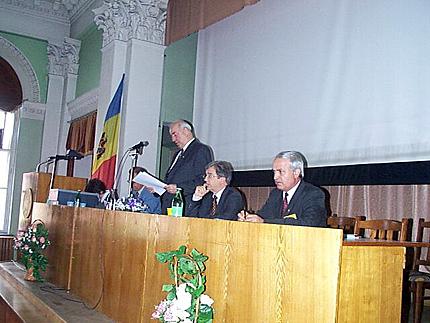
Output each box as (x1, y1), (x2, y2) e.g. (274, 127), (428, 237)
(66, 111), (97, 156)
(166, 0), (259, 44)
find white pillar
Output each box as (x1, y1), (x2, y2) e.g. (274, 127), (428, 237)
(93, 0), (167, 195)
(43, 37), (81, 175)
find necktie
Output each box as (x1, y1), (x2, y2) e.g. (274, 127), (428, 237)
(168, 149), (183, 172)
(210, 195), (217, 216)
(281, 193), (288, 216)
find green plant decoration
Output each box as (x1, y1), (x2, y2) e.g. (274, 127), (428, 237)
(152, 245), (214, 323)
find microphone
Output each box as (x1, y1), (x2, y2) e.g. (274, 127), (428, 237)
(65, 149), (84, 160)
(54, 150), (84, 161)
(130, 141), (149, 151)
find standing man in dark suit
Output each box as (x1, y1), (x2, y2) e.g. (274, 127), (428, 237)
(162, 120), (214, 215)
(188, 161), (244, 220)
(238, 151), (327, 227)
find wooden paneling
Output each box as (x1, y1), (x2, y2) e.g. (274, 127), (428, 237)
(19, 172), (87, 232)
(21, 172), (87, 203)
(0, 236), (14, 261)
(31, 204), (75, 289)
(338, 246), (404, 322)
(30, 203), (405, 323)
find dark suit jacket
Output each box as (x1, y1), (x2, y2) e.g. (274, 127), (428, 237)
(258, 181), (327, 227)
(161, 139), (213, 214)
(187, 187), (244, 220)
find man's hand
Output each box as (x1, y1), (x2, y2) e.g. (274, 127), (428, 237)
(194, 184), (209, 198)
(143, 185), (155, 193)
(165, 184), (177, 194)
(238, 210), (264, 223)
(244, 213), (264, 223)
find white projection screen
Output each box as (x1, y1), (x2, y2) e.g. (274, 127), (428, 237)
(193, 0), (430, 171)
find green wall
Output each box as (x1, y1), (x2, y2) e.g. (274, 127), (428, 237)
(10, 117), (44, 234)
(0, 31), (48, 103)
(158, 33), (198, 177)
(0, 32), (47, 233)
(75, 25), (102, 97)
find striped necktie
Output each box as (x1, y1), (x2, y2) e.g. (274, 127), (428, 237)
(210, 195), (217, 216)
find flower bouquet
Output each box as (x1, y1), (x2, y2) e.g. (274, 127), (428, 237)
(14, 220), (50, 282)
(113, 196), (149, 213)
(152, 245), (214, 323)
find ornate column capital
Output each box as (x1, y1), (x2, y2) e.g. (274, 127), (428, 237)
(93, 0), (168, 47)
(47, 37), (81, 76)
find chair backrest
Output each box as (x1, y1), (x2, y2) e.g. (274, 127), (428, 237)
(353, 218), (410, 241)
(413, 218), (430, 271)
(327, 215), (365, 233)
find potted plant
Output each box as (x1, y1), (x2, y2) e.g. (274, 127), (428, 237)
(14, 220), (50, 282)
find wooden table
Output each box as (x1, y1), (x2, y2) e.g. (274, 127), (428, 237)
(29, 203), (405, 323)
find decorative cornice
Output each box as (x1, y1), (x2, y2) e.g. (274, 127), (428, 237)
(21, 101), (46, 120)
(0, 0), (69, 20)
(93, 0), (168, 47)
(47, 37), (81, 76)
(67, 87), (98, 120)
(0, 0), (95, 22)
(0, 36), (40, 103)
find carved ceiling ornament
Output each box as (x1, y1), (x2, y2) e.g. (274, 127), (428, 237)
(93, 0), (168, 47)
(47, 37), (81, 76)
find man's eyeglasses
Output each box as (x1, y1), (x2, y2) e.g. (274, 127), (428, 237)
(204, 173), (220, 179)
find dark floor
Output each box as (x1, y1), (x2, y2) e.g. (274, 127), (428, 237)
(0, 261), (114, 323)
(408, 305), (430, 323)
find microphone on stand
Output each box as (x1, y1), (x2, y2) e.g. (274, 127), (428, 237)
(130, 141), (149, 155)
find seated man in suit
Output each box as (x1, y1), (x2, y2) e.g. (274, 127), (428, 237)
(238, 151), (327, 227)
(131, 166), (161, 214)
(188, 161), (244, 220)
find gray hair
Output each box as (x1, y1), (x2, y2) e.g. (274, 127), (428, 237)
(169, 119), (194, 133)
(206, 160), (234, 184)
(274, 151), (307, 177)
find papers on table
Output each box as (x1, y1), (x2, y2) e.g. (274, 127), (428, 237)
(133, 171), (166, 195)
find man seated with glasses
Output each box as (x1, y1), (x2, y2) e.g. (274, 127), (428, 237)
(187, 161), (244, 220)
(238, 151), (327, 227)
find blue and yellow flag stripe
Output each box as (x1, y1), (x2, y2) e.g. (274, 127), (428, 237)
(92, 74), (124, 188)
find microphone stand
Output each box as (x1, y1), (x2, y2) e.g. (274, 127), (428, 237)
(48, 159), (59, 190)
(36, 158), (55, 173)
(128, 152), (139, 197)
(109, 142), (147, 208)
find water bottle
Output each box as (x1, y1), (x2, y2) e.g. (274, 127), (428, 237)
(74, 190), (81, 208)
(171, 188), (183, 217)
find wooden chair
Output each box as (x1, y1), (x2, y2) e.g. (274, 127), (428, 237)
(327, 215), (365, 234)
(408, 218), (430, 323)
(353, 218), (410, 241)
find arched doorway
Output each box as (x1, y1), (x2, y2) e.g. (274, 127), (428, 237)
(0, 57), (22, 232)
(0, 35), (41, 234)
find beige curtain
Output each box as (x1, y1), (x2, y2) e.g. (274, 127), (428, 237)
(239, 185), (430, 239)
(66, 112), (97, 156)
(166, 0), (259, 45)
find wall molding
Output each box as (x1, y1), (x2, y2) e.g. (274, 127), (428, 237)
(21, 101), (46, 120)
(67, 87), (98, 120)
(0, 36), (41, 103)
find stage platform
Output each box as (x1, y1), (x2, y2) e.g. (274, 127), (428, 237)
(0, 261), (113, 323)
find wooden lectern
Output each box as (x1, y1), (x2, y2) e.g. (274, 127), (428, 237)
(19, 172), (87, 230)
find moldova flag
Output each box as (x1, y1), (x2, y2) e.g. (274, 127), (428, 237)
(91, 74), (124, 189)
